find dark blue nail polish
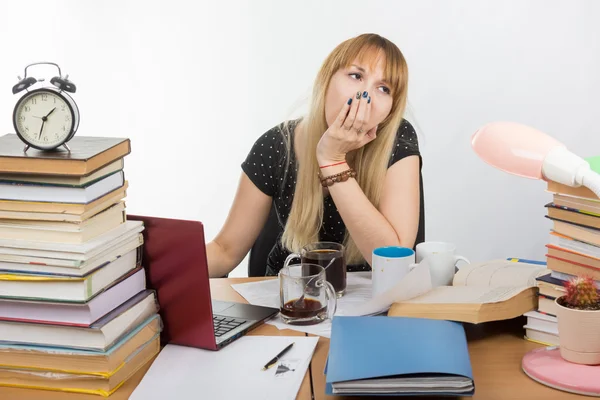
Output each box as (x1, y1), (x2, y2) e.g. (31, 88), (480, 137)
(347, 98), (352, 105)
(362, 91), (368, 98)
(368, 96), (371, 104)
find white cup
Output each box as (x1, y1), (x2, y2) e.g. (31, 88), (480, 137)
(415, 241), (470, 287)
(371, 246), (417, 297)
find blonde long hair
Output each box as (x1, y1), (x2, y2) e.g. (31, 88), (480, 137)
(281, 33), (409, 265)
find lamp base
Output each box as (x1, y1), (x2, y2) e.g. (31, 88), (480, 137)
(522, 347), (600, 397)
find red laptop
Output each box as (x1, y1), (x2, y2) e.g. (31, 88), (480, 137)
(127, 215), (279, 351)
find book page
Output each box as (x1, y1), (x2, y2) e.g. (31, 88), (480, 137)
(406, 285), (531, 304)
(452, 259), (548, 288)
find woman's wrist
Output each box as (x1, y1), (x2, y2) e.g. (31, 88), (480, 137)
(317, 154), (346, 167)
(318, 161), (352, 178)
(319, 160), (347, 169)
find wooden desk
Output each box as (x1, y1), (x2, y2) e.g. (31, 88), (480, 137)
(0, 277), (584, 400)
(215, 278), (583, 400)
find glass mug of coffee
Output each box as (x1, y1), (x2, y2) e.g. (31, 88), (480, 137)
(279, 263), (337, 325)
(283, 242), (347, 297)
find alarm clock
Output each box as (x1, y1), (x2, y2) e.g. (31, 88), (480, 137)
(12, 62), (79, 152)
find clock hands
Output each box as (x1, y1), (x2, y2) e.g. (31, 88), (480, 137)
(44, 107), (56, 118)
(38, 119), (45, 139)
(37, 108), (56, 139)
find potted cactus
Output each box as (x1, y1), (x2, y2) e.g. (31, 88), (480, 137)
(555, 275), (600, 365)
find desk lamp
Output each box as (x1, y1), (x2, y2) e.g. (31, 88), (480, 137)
(471, 121), (600, 198)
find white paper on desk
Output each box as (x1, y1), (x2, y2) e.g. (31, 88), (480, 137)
(231, 273), (371, 337)
(340, 262), (432, 316)
(129, 336), (318, 400)
(231, 267), (431, 337)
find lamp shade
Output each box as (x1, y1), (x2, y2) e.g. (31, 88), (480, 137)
(471, 121), (565, 180)
(471, 121), (600, 198)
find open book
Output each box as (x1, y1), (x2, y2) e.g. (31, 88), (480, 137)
(388, 259), (549, 324)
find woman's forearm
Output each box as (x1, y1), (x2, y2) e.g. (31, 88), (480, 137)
(206, 240), (238, 278)
(323, 166), (405, 265)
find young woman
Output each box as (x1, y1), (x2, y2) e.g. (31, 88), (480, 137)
(207, 33), (423, 277)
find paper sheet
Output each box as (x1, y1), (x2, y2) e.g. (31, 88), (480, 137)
(231, 265), (431, 338)
(129, 336), (318, 400)
(342, 262), (431, 316)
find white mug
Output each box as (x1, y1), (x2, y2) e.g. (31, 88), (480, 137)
(371, 246), (417, 297)
(416, 241), (470, 287)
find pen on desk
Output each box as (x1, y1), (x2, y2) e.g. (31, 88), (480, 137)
(262, 342), (295, 371)
(507, 258), (547, 265)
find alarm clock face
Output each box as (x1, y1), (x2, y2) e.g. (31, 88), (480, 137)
(13, 88), (76, 150)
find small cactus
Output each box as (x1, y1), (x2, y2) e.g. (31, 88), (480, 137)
(564, 275), (599, 308)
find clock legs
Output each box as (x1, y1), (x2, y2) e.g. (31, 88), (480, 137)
(22, 144), (71, 153)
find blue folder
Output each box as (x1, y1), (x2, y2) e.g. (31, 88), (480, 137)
(325, 316), (474, 396)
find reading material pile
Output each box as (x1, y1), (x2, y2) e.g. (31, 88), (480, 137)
(0, 134), (160, 396)
(526, 155), (600, 346)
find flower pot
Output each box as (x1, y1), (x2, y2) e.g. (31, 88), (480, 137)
(555, 296), (600, 365)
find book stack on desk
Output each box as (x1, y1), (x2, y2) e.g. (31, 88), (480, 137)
(528, 155), (600, 346)
(0, 134), (161, 397)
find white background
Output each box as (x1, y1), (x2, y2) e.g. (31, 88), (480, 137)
(0, 0), (598, 277)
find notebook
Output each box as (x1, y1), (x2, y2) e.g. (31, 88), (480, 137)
(325, 316), (474, 396)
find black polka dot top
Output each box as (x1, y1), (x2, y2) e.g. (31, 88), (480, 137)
(241, 118), (421, 276)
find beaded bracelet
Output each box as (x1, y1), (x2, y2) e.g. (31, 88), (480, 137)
(319, 168), (357, 187)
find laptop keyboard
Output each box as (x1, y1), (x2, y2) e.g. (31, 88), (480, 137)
(213, 315), (248, 337)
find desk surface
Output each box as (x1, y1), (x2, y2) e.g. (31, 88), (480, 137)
(213, 278), (584, 400)
(0, 277), (585, 400)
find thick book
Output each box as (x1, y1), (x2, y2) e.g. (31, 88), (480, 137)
(536, 273), (566, 299)
(0, 202), (126, 244)
(0, 336), (160, 396)
(0, 219), (143, 255)
(0, 290), (158, 352)
(388, 259), (546, 324)
(325, 316), (474, 396)
(0, 315), (161, 374)
(524, 311), (558, 334)
(0, 268), (146, 326)
(0, 134), (130, 176)
(550, 220), (600, 247)
(546, 202), (600, 229)
(549, 231), (600, 259)
(0, 170), (124, 204)
(546, 246), (600, 280)
(0, 248), (140, 302)
(0, 233), (142, 275)
(0, 159), (123, 187)
(552, 194), (600, 215)
(0, 182), (127, 215)
(537, 294), (559, 317)
(524, 328), (559, 347)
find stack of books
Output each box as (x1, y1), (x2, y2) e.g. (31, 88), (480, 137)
(525, 155), (600, 347)
(0, 134), (161, 397)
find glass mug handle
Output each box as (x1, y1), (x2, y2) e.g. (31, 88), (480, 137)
(283, 253), (301, 269)
(317, 278), (337, 320)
